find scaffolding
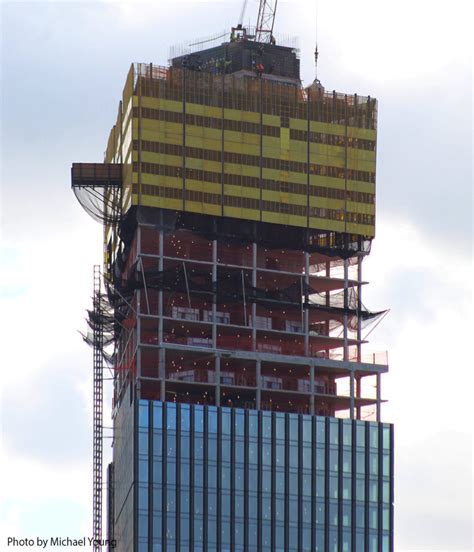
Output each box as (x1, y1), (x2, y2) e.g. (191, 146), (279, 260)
(92, 266), (103, 552)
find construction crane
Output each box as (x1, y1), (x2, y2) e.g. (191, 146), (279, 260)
(233, 0), (278, 44)
(255, 0), (278, 43)
(238, 0), (249, 27)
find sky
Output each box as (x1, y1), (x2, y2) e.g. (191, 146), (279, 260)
(0, 0), (472, 550)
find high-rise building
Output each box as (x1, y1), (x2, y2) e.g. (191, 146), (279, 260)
(72, 30), (393, 552)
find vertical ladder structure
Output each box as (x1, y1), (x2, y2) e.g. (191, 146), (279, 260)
(92, 265), (103, 551)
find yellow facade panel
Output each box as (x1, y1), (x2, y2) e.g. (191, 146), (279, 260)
(280, 128), (290, 151)
(141, 195), (183, 211)
(347, 127), (376, 141)
(309, 177), (346, 190)
(185, 104), (206, 117)
(186, 137), (220, 151)
(186, 126), (217, 140)
(140, 173), (182, 188)
(261, 189), (279, 202)
(224, 207), (260, 221)
(224, 130), (259, 146)
(260, 169), (307, 185)
(309, 197), (345, 210)
(325, 144), (346, 159)
(261, 211), (284, 225)
(347, 202), (375, 215)
(182, 201), (201, 214)
(140, 128), (182, 144)
(122, 189), (132, 214)
(140, 96), (163, 110)
(185, 180), (221, 195)
(262, 114), (280, 126)
(122, 103), (133, 134)
(347, 159), (375, 173)
(288, 192), (307, 206)
(141, 151), (181, 167)
(223, 206), (243, 219)
(222, 140), (240, 154)
(201, 202), (222, 217)
(347, 180), (374, 194)
(309, 121), (346, 136)
(224, 184), (259, 200)
(190, 158), (221, 173)
(240, 111), (261, 124)
(140, 118), (166, 133)
(347, 148), (375, 164)
(310, 143), (329, 157)
(288, 143), (307, 160)
(346, 222), (375, 237)
(122, 65), (134, 112)
(309, 217), (344, 232)
(223, 106), (258, 121)
(109, 74), (378, 237)
(139, 120), (182, 135)
(287, 172), (308, 185)
(189, 103), (221, 119)
(262, 136), (281, 150)
(189, 128), (221, 142)
(262, 190), (307, 206)
(122, 163), (133, 186)
(240, 164), (260, 178)
(185, 201), (221, 217)
(289, 118), (307, 131)
(155, 98), (182, 113)
(325, 155), (346, 169)
(287, 214), (307, 227)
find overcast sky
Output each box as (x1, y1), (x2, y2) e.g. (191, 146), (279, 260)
(1, 1), (472, 550)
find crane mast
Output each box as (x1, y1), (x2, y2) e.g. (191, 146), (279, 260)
(255, 0), (278, 43)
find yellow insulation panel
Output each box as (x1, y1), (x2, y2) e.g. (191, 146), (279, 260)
(116, 88), (377, 237)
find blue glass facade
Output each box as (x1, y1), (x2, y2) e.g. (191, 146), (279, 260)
(112, 399), (393, 552)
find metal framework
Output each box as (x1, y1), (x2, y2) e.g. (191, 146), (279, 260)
(108, 212), (388, 422)
(92, 265), (104, 551)
(71, 163), (122, 226)
(255, 0), (278, 43)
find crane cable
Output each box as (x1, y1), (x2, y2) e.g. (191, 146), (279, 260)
(239, 0), (249, 26)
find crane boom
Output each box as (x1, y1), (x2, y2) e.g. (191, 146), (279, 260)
(238, 0), (248, 26)
(255, 0), (278, 43)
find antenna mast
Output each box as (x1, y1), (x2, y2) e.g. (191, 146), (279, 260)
(314, 44), (319, 80)
(314, 0), (321, 82)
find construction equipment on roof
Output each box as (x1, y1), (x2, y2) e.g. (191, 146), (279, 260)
(255, 0), (278, 43)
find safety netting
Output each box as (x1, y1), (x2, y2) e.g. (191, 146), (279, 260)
(71, 163), (122, 225)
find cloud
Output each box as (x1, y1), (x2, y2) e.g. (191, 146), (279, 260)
(396, 429), (472, 551)
(2, 352), (91, 464)
(362, 218), (473, 550)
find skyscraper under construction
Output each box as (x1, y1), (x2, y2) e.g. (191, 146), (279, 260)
(72, 15), (393, 552)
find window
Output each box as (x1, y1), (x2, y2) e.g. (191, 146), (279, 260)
(329, 449), (339, 472)
(139, 403), (149, 428)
